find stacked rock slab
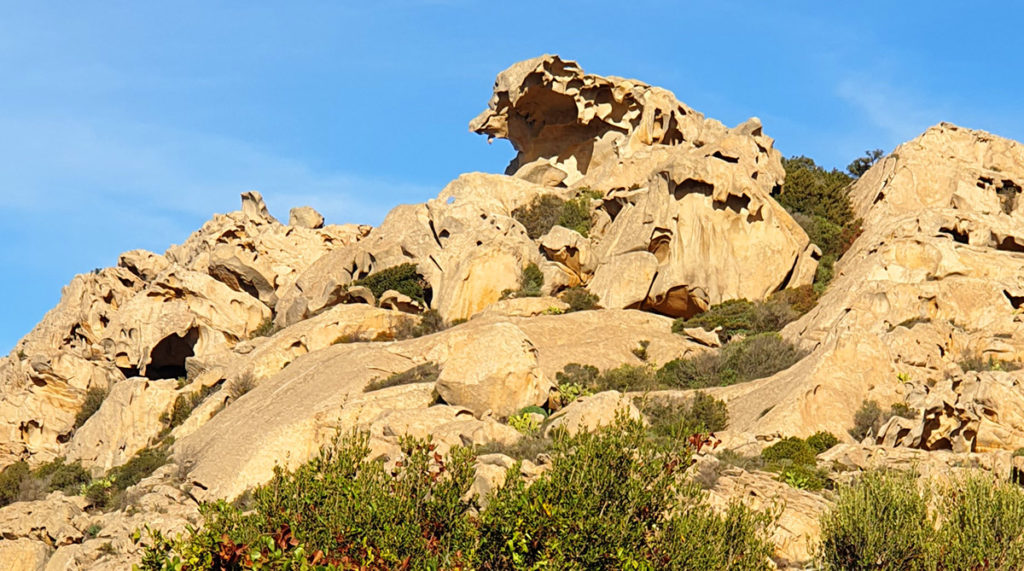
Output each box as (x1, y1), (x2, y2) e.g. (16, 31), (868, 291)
(717, 124), (1024, 450)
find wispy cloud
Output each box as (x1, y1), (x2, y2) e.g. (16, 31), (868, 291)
(835, 75), (947, 144)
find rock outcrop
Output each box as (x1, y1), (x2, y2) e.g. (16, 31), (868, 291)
(717, 124), (1024, 444)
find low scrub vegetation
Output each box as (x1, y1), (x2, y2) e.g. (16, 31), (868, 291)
(353, 263), (429, 303)
(163, 384), (220, 430)
(249, 317), (279, 339)
(957, 353), (1022, 373)
(73, 386), (109, 430)
(364, 362), (440, 392)
(501, 263), (544, 299)
(560, 286), (600, 312)
(674, 286), (817, 342)
(817, 469), (1024, 569)
(512, 193), (594, 239)
(137, 417), (778, 570)
(656, 333), (804, 389)
(639, 392), (729, 444)
(759, 432), (838, 491)
(849, 399), (916, 441)
(0, 457), (91, 507)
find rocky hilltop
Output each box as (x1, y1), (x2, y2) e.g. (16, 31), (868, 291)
(2, 55), (1024, 569)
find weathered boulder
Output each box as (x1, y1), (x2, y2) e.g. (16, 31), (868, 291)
(65, 378), (178, 473)
(0, 493), (91, 547)
(434, 323), (550, 417)
(0, 539), (50, 571)
(288, 206), (324, 229)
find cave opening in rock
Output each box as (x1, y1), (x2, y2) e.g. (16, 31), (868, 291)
(145, 328), (199, 380)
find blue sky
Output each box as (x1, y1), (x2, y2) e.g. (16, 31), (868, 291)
(2, 1), (1022, 352)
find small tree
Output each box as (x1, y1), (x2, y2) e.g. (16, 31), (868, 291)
(847, 149), (884, 178)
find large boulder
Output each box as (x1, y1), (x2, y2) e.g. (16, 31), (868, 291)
(433, 322), (550, 418)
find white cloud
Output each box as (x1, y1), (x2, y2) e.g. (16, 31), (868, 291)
(835, 75), (947, 143)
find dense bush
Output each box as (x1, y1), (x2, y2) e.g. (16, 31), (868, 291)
(640, 392), (729, 444)
(778, 156), (854, 228)
(819, 469), (1024, 569)
(673, 288), (816, 342)
(512, 194), (594, 239)
(364, 362), (440, 392)
(74, 386), (109, 429)
(818, 470), (934, 570)
(758, 433), (836, 491)
(560, 286), (600, 312)
(353, 263), (429, 303)
(958, 353), (1022, 372)
(512, 194), (565, 239)
(761, 437), (817, 467)
(847, 149), (884, 178)
(0, 461), (29, 507)
(806, 431), (840, 454)
(139, 419), (778, 570)
(164, 384), (219, 429)
(656, 333), (804, 389)
(476, 416), (776, 569)
(501, 263), (544, 299)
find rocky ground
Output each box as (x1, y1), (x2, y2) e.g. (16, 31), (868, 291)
(3, 55), (1024, 569)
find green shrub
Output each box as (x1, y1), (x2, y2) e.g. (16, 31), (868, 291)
(409, 308), (446, 338)
(0, 461), (29, 507)
(640, 392), (729, 444)
(806, 431), (840, 454)
(779, 463), (829, 491)
(513, 194), (565, 239)
(138, 432), (478, 570)
(249, 317), (278, 339)
(778, 156), (854, 228)
(889, 402), (915, 419)
(477, 415), (777, 569)
(673, 290), (813, 342)
(656, 333), (804, 389)
(33, 457), (92, 495)
(560, 286), (600, 312)
(847, 149), (884, 178)
(849, 399), (884, 441)
(631, 339), (650, 361)
(555, 363), (600, 388)
(591, 364), (658, 392)
(364, 362), (440, 392)
(935, 473), (1024, 569)
(556, 196), (593, 237)
(353, 263), (428, 303)
(477, 434), (553, 462)
(502, 263), (544, 299)
(817, 470), (935, 570)
(74, 387), (109, 430)
(508, 412), (541, 436)
(164, 384), (219, 430)
(958, 353), (1022, 372)
(761, 437), (817, 467)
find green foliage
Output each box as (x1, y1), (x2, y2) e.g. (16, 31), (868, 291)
(86, 523), (103, 538)
(849, 400), (916, 441)
(818, 470), (1024, 569)
(477, 415), (777, 569)
(501, 263), (544, 299)
(33, 457), (92, 495)
(554, 363), (598, 406)
(512, 194), (565, 239)
(248, 317), (278, 339)
(138, 432), (478, 570)
(806, 431), (840, 454)
(560, 286), (600, 312)
(476, 434), (553, 462)
(164, 384), (219, 429)
(656, 333), (804, 389)
(935, 473), (1024, 569)
(761, 437), (817, 467)
(847, 149), (884, 178)
(817, 470), (935, 570)
(674, 289), (816, 342)
(138, 419), (778, 570)
(958, 353), (1022, 372)
(354, 263), (428, 303)
(640, 392), (729, 444)
(631, 339), (650, 361)
(507, 412), (541, 436)
(780, 463), (829, 491)
(778, 156), (854, 227)
(1014, 447), (1024, 458)
(74, 386), (109, 430)
(592, 364), (658, 392)
(512, 194), (594, 239)
(0, 461), (29, 507)
(364, 362), (440, 392)
(408, 308), (447, 338)
(556, 196), (593, 237)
